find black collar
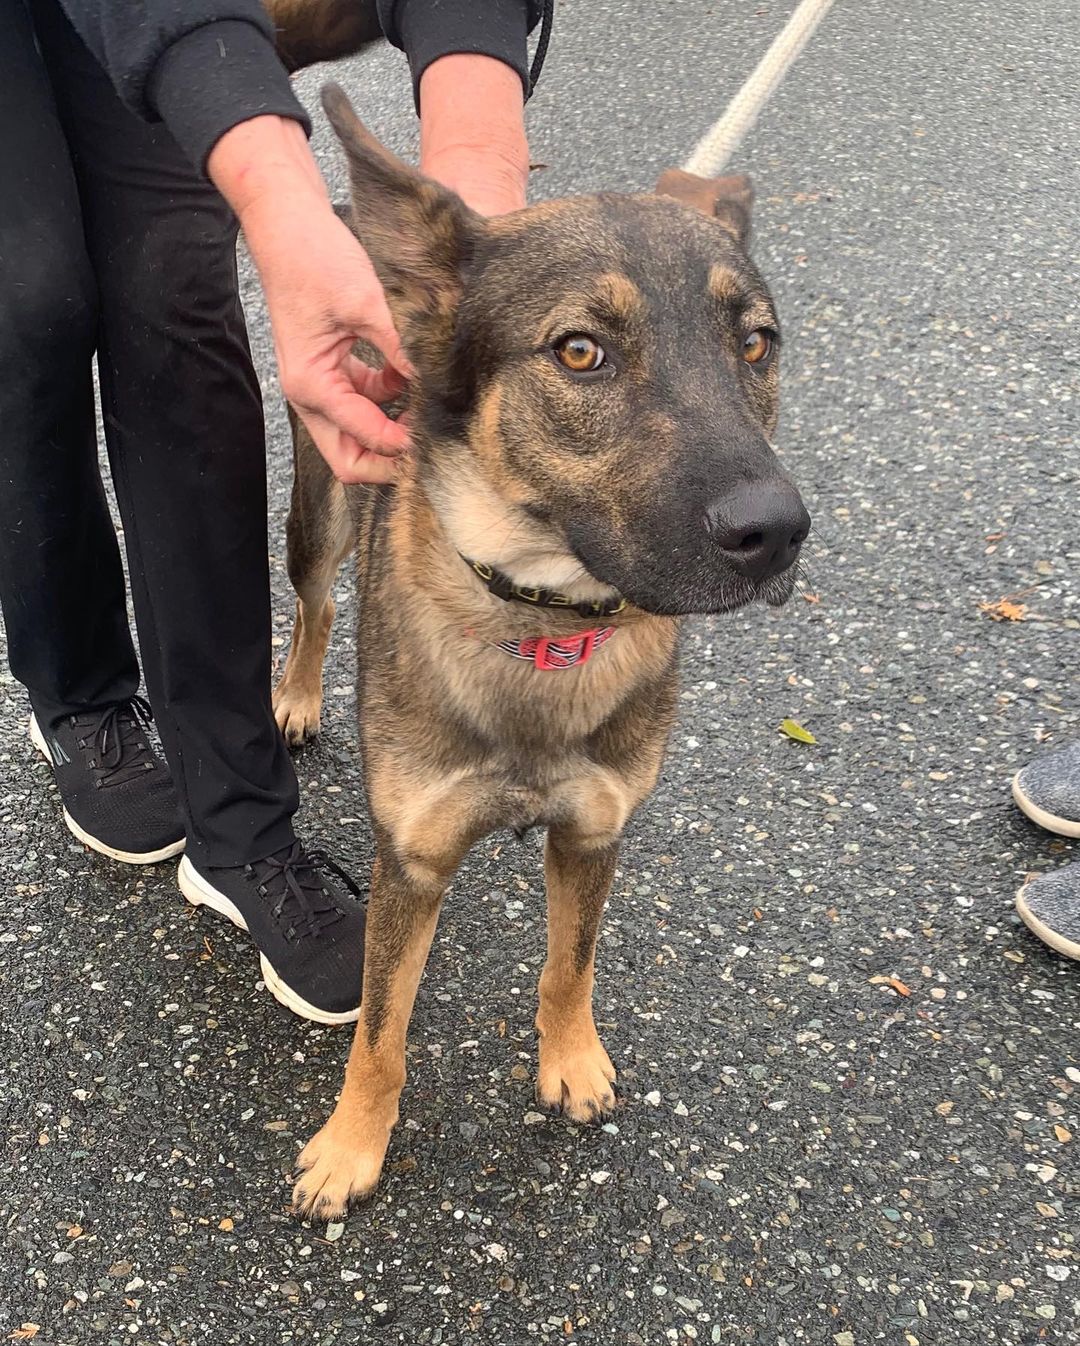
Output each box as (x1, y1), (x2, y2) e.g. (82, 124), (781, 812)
(460, 555), (627, 619)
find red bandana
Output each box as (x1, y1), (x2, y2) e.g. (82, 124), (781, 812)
(493, 626), (616, 671)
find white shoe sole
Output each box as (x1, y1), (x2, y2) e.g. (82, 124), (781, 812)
(177, 855), (361, 1026)
(29, 713), (186, 865)
(1012, 771), (1080, 839)
(1016, 883), (1080, 962)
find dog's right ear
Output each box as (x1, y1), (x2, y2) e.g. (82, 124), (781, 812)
(321, 84), (482, 364)
(654, 167), (754, 246)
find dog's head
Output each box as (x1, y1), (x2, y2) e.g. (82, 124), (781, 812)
(323, 86), (810, 617)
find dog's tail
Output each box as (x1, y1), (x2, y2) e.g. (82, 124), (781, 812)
(263, 0), (382, 73)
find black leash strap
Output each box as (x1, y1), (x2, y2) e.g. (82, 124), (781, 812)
(529, 0), (554, 92)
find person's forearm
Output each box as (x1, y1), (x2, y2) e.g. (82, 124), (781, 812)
(419, 55), (529, 216)
(207, 114), (328, 227)
(208, 56), (529, 227)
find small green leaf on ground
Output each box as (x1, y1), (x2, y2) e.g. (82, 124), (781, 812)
(779, 718), (817, 745)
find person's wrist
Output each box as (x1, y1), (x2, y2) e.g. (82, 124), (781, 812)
(208, 114), (328, 225)
(421, 141), (528, 216)
(419, 54), (528, 216)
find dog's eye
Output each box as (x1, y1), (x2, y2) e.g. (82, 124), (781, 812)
(554, 334), (606, 374)
(743, 330), (773, 365)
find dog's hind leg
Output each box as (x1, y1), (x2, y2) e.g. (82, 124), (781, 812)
(535, 824), (621, 1124)
(273, 413), (354, 746)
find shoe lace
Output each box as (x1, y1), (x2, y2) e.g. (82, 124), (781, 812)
(246, 842), (364, 942)
(75, 695), (158, 788)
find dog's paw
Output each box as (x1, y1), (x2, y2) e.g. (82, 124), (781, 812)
(272, 679), (322, 747)
(291, 1120), (387, 1220)
(536, 1031), (617, 1123)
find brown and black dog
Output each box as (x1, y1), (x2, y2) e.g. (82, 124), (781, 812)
(269, 76), (809, 1218)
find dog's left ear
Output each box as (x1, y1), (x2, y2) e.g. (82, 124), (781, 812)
(655, 167), (754, 246)
(320, 83), (482, 364)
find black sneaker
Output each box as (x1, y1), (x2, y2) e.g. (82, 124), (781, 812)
(177, 841), (366, 1025)
(29, 697), (185, 864)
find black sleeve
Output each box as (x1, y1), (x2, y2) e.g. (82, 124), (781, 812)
(56, 1), (310, 172)
(377, 0), (545, 110)
(56, 1), (547, 174)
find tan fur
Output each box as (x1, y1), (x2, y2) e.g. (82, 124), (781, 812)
(273, 417), (353, 745)
(286, 453), (677, 1217)
(262, 0), (382, 73)
(427, 458), (617, 601)
(708, 262), (744, 304)
(536, 830), (619, 1120)
(279, 88), (806, 1219)
(595, 272), (646, 323)
(272, 595), (336, 743)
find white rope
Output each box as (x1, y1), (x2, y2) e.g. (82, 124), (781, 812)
(681, 0), (838, 178)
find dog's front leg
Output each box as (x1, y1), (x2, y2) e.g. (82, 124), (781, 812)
(535, 827), (619, 1122)
(292, 840), (448, 1220)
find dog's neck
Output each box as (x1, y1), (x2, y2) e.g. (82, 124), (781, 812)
(422, 459), (619, 608)
(381, 462), (677, 711)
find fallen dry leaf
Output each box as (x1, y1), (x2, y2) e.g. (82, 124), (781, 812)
(978, 598), (1027, 622)
(779, 718), (817, 745)
(9, 1328), (40, 1341)
(869, 975), (912, 997)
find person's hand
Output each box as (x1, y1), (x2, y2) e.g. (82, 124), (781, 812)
(207, 53), (530, 484)
(209, 116), (411, 484)
(243, 192), (412, 484)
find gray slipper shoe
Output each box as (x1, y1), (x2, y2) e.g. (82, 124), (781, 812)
(1012, 741), (1080, 838)
(1016, 862), (1080, 961)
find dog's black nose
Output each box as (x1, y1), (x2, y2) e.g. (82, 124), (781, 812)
(707, 480), (810, 581)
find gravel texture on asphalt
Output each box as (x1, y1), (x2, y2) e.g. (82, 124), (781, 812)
(1, 1), (1077, 1343)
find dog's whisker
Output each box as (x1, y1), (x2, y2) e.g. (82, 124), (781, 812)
(803, 526), (837, 555)
(791, 561), (815, 595)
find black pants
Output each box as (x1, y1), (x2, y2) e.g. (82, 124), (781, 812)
(0, 0), (299, 866)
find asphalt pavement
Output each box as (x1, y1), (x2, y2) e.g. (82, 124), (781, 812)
(2, 1), (1078, 1343)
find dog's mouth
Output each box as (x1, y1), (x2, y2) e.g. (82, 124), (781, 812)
(711, 564), (800, 614)
(569, 547), (802, 618)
